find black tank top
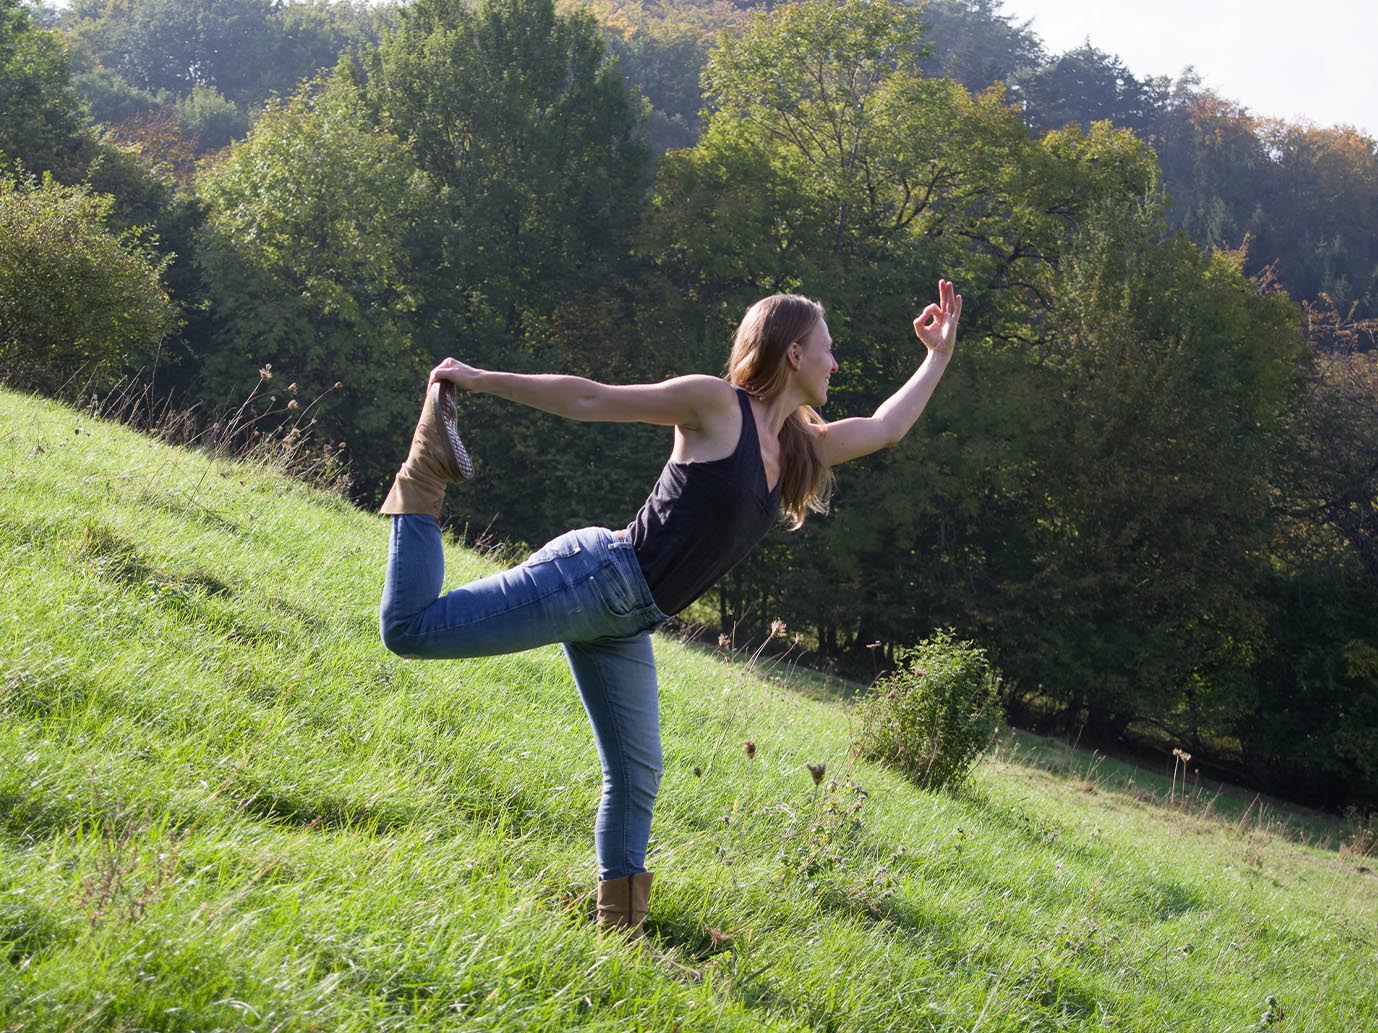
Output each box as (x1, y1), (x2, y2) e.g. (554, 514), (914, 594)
(628, 388), (781, 615)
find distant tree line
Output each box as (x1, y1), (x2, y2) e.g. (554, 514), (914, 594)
(3, 0), (1377, 809)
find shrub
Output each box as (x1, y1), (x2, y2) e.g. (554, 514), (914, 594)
(0, 171), (177, 394)
(853, 629), (1003, 790)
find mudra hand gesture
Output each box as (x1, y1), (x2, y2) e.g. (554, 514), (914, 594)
(914, 278), (962, 356)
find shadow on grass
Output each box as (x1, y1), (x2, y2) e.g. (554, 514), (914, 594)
(0, 898), (60, 967)
(232, 775), (417, 835)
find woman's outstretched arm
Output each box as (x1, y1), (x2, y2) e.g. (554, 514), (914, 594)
(820, 279), (962, 467)
(428, 359), (736, 431)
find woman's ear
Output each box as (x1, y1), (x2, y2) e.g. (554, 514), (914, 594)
(787, 342), (801, 370)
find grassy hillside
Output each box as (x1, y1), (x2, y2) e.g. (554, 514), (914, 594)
(2, 388), (1375, 1032)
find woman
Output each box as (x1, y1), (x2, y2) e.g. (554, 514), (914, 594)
(378, 280), (962, 936)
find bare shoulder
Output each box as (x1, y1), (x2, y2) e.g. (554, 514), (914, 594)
(671, 376), (745, 459)
(663, 374), (737, 435)
(674, 374), (737, 411)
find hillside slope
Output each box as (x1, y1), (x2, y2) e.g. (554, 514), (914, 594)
(1, 389), (1375, 1031)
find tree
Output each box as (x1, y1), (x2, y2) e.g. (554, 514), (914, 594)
(1238, 332), (1378, 805)
(1013, 42), (1166, 138)
(0, 171), (176, 394)
(985, 201), (1305, 739)
(916, 0), (1044, 96)
(1283, 328), (1378, 594)
(63, 0), (278, 107)
(0, 0), (93, 178)
(259, 0), (395, 101)
(601, 18), (709, 152)
(1152, 84), (1266, 250)
(366, 0), (648, 339)
(347, 0), (658, 537)
(645, 0), (1166, 657)
(1249, 120), (1378, 321)
(195, 75), (433, 496)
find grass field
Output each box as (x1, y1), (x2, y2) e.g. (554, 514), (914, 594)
(2, 387), (1376, 1032)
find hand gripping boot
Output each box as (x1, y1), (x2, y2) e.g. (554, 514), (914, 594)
(379, 381), (473, 520)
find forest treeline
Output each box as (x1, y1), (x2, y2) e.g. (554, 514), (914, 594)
(3, 0), (1377, 809)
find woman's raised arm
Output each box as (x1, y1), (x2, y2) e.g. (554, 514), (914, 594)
(428, 359), (736, 432)
(820, 279), (962, 467)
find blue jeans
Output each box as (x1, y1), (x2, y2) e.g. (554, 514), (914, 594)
(379, 516), (671, 880)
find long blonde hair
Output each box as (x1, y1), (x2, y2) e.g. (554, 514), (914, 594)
(725, 294), (834, 529)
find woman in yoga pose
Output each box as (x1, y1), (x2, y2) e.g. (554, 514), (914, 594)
(378, 280), (961, 936)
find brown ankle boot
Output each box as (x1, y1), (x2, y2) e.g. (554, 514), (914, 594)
(380, 382), (473, 520)
(595, 871), (654, 939)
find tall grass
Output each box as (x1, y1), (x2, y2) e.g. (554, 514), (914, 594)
(2, 387), (1375, 1031)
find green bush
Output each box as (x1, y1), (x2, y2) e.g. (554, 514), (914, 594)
(853, 629), (1003, 790)
(0, 171), (176, 394)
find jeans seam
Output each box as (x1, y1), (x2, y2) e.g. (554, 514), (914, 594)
(428, 576), (560, 638)
(417, 553), (583, 640)
(381, 517), (406, 628)
(585, 642), (635, 878)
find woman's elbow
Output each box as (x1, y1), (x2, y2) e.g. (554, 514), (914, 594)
(875, 420), (905, 451)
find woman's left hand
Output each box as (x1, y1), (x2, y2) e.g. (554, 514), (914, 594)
(429, 357), (484, 391)
(913, 279), (962, 357)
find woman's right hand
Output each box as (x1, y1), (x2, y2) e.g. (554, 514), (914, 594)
(913, 279), (962, 357)
(429, 357), (484, 391)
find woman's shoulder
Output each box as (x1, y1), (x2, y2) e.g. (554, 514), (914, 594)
(668, 374), (738, 412)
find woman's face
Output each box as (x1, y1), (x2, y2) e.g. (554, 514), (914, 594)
(793, 318), (838, 406)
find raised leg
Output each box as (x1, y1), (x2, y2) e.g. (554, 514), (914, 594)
(380, 518), (652, 660)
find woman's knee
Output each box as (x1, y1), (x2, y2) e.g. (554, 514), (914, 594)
(379, 612), (421, 658)
(607, 756), (662, 807)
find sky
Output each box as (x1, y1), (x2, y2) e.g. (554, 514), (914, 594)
(995, 0), (1378, 139)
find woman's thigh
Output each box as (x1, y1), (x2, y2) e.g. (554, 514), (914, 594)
(563, 633), (662, 782)
(381, 524), (653, 659)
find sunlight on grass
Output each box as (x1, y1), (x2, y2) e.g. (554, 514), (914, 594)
(2, 389), (1375, 1031)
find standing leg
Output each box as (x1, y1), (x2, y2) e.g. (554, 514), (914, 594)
(563, 633), (663, 882)
(565, 632), (662, 936)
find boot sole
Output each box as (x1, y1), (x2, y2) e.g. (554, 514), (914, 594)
(434, 382), (474, 480)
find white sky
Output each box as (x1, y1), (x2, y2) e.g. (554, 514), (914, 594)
(996, 0), (1378, 138)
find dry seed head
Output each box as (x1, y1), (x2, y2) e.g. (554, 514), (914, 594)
(743, 740), (756, 760)
(807, 762), (826, 785)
